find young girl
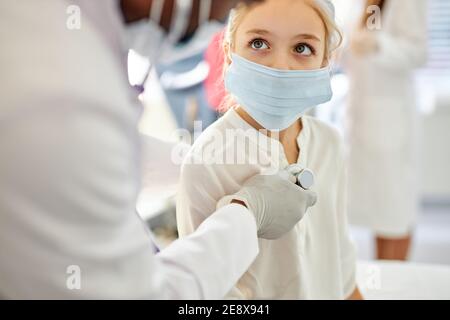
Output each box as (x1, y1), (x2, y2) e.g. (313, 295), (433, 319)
(176, 0), (362, 299)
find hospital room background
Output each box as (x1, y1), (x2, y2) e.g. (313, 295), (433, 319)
(131, 0), (450, 299)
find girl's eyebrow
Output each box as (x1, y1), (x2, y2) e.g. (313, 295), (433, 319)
(293, 33), (321, 42)
(246, 29), (321, 41)
(246, 29), (271, 36)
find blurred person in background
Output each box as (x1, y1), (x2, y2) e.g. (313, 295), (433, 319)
(124, 0), (245, 132)
(344, 0), (428, 260)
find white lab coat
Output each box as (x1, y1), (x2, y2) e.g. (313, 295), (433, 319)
(0, 0), (258, 299)
(344, 0), (428, 237)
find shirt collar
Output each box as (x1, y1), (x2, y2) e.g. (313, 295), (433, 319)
(223, 107), (310, 168)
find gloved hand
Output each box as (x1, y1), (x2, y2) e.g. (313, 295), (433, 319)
(217, 170), (317, 239)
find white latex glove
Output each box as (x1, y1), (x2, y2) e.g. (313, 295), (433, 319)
(217, 170), (317, 239)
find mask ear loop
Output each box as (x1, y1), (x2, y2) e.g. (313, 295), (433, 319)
(198, 0), (212, 25)
(132, 0), (165, 94)
(130, 1), (164, 94)
(223, 35), (233, 66)
(147, 0), (194, 56)
(227, 51), (233, 65)
(149, 0), (165, 26)
(167, 0), (193, 44)
(136, 0), (194, 94)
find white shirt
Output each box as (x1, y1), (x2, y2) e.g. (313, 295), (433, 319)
(177, 108), (357, 299)
(0, 0), (258, 299)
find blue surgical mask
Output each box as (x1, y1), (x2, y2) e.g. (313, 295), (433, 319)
(224, 53), (333, 130)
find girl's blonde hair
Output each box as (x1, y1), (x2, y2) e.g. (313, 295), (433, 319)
(220, 0), (343, 111)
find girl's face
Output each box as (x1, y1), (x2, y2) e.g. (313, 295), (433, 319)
(231, 0), (327, 70)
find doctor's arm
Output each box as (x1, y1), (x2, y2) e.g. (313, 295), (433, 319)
(0, 99), (258, 299)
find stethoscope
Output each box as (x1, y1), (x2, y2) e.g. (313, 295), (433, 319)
(286, 165), (315, 190)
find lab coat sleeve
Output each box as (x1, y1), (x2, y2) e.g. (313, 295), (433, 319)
(370, 0), (428, 71)
(0, 0), (258, 300)
(176, 159), (252, 299)
(335, 143), (358, 299)
(0, 103), (258, 300)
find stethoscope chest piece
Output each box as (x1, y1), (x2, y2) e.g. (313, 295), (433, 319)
(286, 164), (315, 190)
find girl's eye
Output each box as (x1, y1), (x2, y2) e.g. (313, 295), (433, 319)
(295, 44), (314, 56)
(250, 39), (269, 50)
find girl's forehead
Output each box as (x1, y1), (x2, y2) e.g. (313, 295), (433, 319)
(237, 0), (326, 40)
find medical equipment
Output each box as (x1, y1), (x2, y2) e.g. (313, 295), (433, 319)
(224, 53), (333, 130)
(295, 168), (315, 190)
(217, 171), (317, 239)
(286, 164), (315, 190)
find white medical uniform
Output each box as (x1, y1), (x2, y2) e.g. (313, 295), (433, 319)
(177, 109), (357, 299)
(0, 0), (259, 299)
(344, 0), (428, 237)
